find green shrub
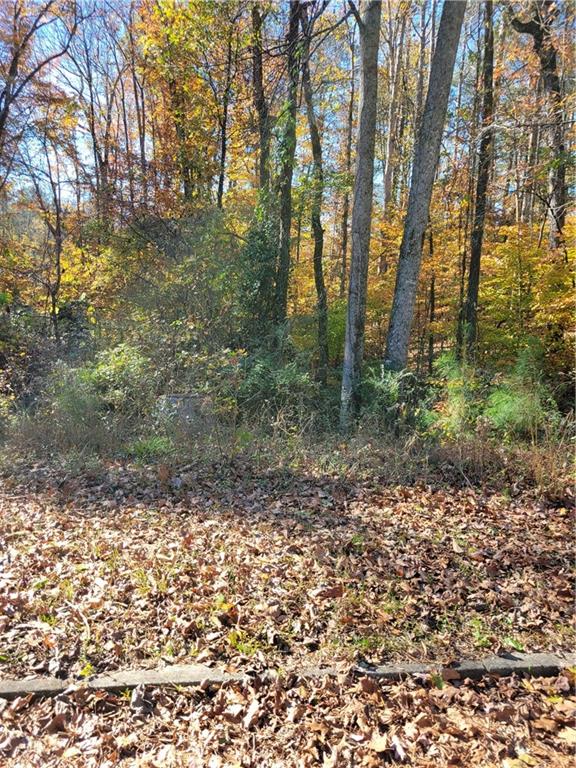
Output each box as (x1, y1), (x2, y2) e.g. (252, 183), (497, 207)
(127, 435), (174, 462)
(429, 353), (484, 439)
(428, 346), (561, 445)
(237, 353), (318, 420)
(484, 346), (559, 441)
(7, 343), (155, 456)
(49, 362), (101, 419)
(9, 361), (109, 453)
(361, 365), (429, 432)
(239, 212), (278, 336)
(80, 343), (154, 420)
(116, 210), (245, 358)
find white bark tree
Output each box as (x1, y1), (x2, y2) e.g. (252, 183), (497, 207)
(339, 0), (382, 429)
(384, 0), (466, 371)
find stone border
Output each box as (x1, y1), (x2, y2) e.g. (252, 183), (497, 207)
(352, 651), (576, 681)
(0, 652), (573, 701)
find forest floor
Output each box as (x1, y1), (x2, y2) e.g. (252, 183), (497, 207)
(0, 457), (574, 766)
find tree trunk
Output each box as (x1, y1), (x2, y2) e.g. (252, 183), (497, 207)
(523, 106), (540, 225)
(452, 37), (465, 167)
(428, 232), (435, 374)
(119, 74), (135, 214)
(415, 0), (427, 133)
(456, 14), (482, 356)
(129, 3), (148, 207)
(217, 29), (235, 210)
(251, 6), (271, 194)
(340, 27), (356, 299)
(168, 79), (194, 204)
(384, 0), (466, 371)
(382, 12), (407, 213)
(463, 0), (493, 355)
(301, 11), (328, 385)
(339, 0), (382, 429)
(274, 1), (301, 327)
(510, 2), (566, 251)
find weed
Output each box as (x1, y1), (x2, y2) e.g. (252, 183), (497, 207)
(39, 613), (58, 627)
(133, 568), (151, 596)
(470, 616), (491, 649)
(79, 661), (95, 678)
(504, 636), (525, 652)
(128, 436), (174, 462)
(430, 671), (444, 689)
(227, 629), (261, 656)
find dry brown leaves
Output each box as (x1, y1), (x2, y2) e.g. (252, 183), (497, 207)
(0, 460), (573, 681)
(1, 670), (575, 766)
(0, 459), (574, 765)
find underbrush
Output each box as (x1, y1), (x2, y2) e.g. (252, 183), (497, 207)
(1, 341), (572, 503)
(1, 425), (572, 508)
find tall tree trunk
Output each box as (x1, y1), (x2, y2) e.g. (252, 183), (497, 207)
(274, 1), (301, 327)
(301, 10), (328, 385)
(452, 38), (465, 167)
(382, 11), (407, 213)
(523, 103), (540, 224)
(456, 14), (482, 356)
(339, 0), (382, 429)
(415, 0), (427, 133)
(252, 5), (270, 195)
(384, 0), (466, 371)
(129, 3), (148, 207)
(340, 27), (356, 299)
(463, 0), (494, 355)
(430, 0), (437, 58)
(216, 87), (229, 209)
(428, 230), (435, 374)
(168, 79), (194, 204)
(119, 74), (135, 214)
(217, 29), (235, 210)
(393, 32), (411, 208)
(510, 1), (567, 250)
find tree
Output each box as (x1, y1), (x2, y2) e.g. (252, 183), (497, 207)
(142, 0), (224, 209)
(382, 3), (408, 214)
(18, 97), (76, 343)
(274, 1), (302, 327)
(251, 4), (270, 195)
(0, 0), (573, 400)
(127, 1), (150, 209)
(0, 1), (79, 188)
(339, 0), (381, 429)
(462, 0), (493, 355)
(301, 3), (328, 385)
(200, 3), (242, 210)
(384, 0), (466, 372)
(509, 0), (567, 251)
(65, 7), (125, 224)
(339, 21), (356, 298)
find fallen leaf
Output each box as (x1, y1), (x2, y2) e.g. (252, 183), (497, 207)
(242, 699), (260, 729)
(369, 734), (388, 753)
(532, 717), (558, 733)
(309, 585), (344, 600)
(391, 734), (406, 761)
(42, 713), (67, 734)
(558, 726), (576, 745)
(62, 746), (82, 758)
(0, 734), (27, 757)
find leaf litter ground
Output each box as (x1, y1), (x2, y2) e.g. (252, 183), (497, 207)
(0, 459), (574, 765)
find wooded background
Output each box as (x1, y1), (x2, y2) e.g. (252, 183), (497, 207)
(0, 0), (573, 447)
